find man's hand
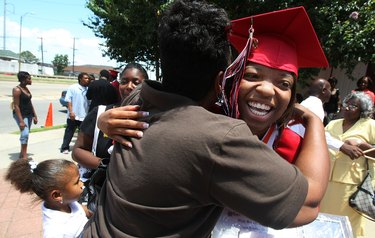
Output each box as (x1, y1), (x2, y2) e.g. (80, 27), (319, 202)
(69, 111), (75, 120)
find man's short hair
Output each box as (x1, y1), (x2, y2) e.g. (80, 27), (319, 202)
(159, 0), (230, 101)
(78, 72), (89, 82)
(99, 69), (111, 80)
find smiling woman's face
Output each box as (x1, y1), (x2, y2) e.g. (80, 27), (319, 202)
(238, 62), (294, 137)
(343, 98), (361, 122)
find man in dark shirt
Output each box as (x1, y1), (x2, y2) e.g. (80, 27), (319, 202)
(86, 69), (118, 112)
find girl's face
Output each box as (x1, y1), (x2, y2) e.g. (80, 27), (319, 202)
(238, 63), (294, 137)
(119, 68), (145, 100)
(343, 98), (361, 122)
(61, 165), (84, 204)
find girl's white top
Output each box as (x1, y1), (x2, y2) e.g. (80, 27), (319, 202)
(42, 201), (88, 238)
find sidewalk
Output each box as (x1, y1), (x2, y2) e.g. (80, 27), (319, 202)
(1, 129), (375, 237)
(0, 168), (42, 237)
(0, 128), (72, 237)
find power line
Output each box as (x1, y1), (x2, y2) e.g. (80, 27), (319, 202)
(21, 15), (87, 27)
(28, 0), (83, 7)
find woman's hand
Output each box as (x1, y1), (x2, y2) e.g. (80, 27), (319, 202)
(339, 142), (364, 160)
(289, 103), (319, 126)
(97, 105), (149, 148)
(33, 116), (38, 124)
(19, 121), (26, 130)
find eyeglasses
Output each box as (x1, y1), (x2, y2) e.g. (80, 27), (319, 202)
(342, 103), (359, 111)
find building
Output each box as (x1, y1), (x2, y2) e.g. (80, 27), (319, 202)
(63, 65), (116, 79)
(0, 50), (54, 76)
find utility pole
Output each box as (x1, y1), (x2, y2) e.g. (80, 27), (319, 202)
(39, 37), (44, 74)
(18, 12), (33, 71)
(3, 0), (6, 50)
(72, 37), (77, 75)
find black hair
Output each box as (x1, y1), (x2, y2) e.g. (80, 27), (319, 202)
(121, 62), (149, 80)
(5, 159), (76, 201)
(357, 76), (373, 88)
(159, 0), (230, 101)
(328, 77), (338, 85)
(78, 72), (89, 83)
(99, 69), (111, 80)
(17, 71), (31, 82)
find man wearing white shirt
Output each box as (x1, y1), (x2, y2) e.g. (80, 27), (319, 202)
(291, 78), (364, 159)
(290, 78), (331, 136)
(60, 73), (90, 154)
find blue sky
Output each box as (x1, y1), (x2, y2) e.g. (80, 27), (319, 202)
(1, 0), (118, 66)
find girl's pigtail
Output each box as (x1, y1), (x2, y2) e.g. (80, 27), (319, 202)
(5, 158), (36, 194)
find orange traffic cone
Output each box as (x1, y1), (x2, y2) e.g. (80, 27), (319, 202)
(44, 102), (53, 127)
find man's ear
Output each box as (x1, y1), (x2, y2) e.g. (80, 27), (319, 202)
(214, 71), (224, 95)
(50, 189), (63, 203)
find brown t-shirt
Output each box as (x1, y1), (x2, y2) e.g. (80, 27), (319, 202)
(83, 80), (308, 238)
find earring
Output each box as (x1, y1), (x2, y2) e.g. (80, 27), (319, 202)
(60, 198), (63, 204)
(215, 93), (224, 107)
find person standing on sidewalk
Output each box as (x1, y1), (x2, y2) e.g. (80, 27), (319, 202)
(60, 72), (90, 154)
(12, 71), (38, 160)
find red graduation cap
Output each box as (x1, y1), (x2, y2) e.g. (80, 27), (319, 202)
(109, 69), (119, 79)
(229, 6), (329, 76)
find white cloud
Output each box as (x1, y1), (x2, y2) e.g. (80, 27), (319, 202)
(1, 16), (117, 67)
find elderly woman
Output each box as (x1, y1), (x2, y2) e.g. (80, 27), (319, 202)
(320, 91), (375, 238)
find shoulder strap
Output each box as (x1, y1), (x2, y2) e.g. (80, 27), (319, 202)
(16, 86), (23, 93)
(92, 105), (106, 156)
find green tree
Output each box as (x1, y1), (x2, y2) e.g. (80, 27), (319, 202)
(85, 0), (375, 79)
(85, 0), (166, 80)
(52, 54), (69, 75)
(20, 50), (38, 64)
(213, 0), (375, 78)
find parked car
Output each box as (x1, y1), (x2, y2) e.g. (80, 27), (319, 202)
(59, 90), (68, 107)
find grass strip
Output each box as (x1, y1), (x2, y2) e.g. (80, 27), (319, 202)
(11, 124), (66, 135)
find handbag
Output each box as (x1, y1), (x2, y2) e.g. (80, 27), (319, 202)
(348, 156), (375, 221)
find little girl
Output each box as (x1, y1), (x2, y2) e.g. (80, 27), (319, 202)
(6, 158), (91, 238)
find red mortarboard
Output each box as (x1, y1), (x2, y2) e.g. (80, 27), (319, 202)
(109, 69), (119, 78)
(229, 6), (329, 76)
